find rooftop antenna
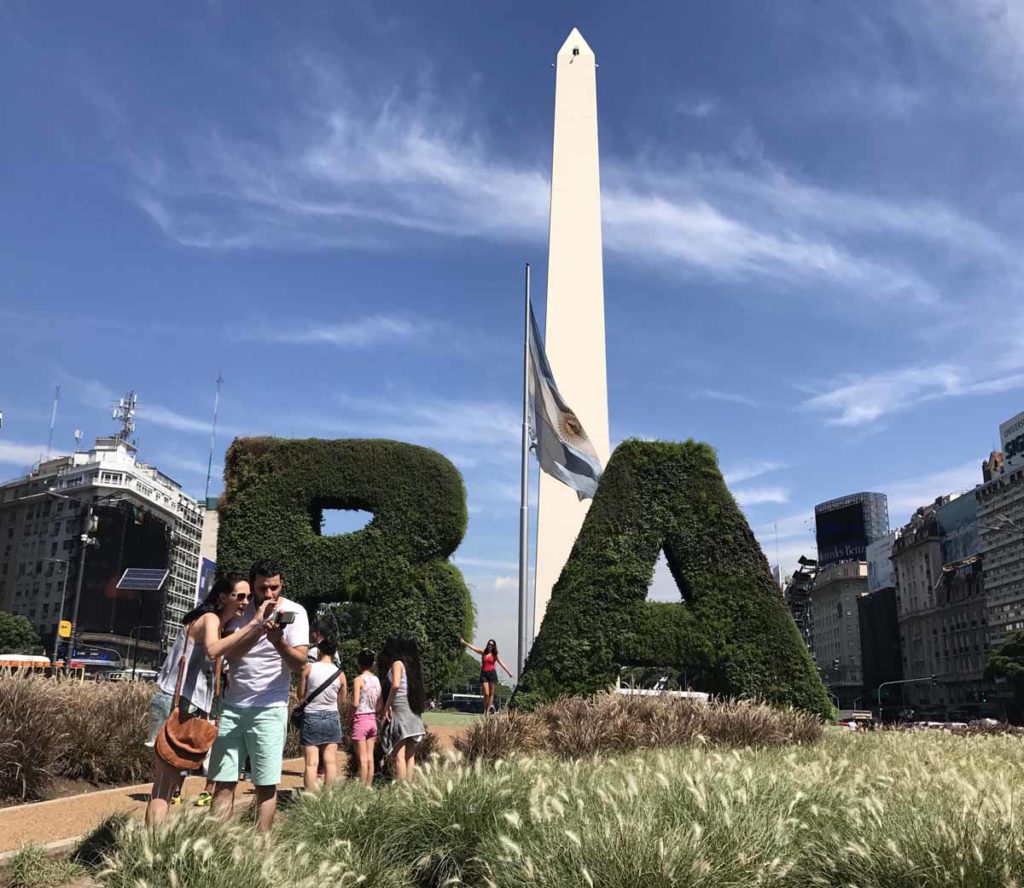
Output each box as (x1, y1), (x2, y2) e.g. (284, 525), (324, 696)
(73, 429), (82, 453)
(204, 371), (223, 503)
(113, 391), (137, 444)
(46, 384), (60, 459)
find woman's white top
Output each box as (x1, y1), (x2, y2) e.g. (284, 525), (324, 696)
(304, 661), (342, 713)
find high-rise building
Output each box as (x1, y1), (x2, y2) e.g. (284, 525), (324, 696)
(978, 410), (1024, 652)
(809, 492), (890, 707)
(0, 436), (204, 662)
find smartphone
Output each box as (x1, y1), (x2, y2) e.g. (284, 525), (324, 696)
(274, 611), (296, 626)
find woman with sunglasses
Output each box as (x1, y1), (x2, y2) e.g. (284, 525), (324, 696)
(145, 573), (274, 825)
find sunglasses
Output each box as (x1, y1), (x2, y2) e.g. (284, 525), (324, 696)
(230, 591), (252, 601)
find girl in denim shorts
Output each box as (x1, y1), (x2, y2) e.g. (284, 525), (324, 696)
(298, 637), (346, 791)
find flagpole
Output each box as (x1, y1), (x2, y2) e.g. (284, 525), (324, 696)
(517, 262), (531, 678)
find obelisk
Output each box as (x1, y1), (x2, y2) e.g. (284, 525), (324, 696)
(533, 28), (610, 637)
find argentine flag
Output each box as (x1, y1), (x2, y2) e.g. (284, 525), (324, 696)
(527, 304), (604, 499)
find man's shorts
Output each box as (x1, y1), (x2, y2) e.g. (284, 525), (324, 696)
(208, 704), (288, 787)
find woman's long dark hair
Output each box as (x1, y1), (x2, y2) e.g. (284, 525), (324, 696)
(379, 632), (426, 715)
(181, 573), (248, 625)
(484, 639), (498, 656)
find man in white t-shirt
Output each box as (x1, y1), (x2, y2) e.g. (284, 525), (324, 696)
(209, 559), (309, 831)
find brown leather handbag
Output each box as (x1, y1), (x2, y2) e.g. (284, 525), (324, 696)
(155, 624), (222, 770)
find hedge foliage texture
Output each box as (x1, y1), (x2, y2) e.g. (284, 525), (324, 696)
(218, 438), (473, 695)
(514, 440), (832, 718)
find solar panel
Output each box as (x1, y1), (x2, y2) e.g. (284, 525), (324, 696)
(117, 568), (169, 591)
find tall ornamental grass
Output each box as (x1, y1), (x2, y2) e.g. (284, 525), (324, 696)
(455, 693), (824, 761)
(0, 673), (152, 800)
(99, 730), (1024, 887)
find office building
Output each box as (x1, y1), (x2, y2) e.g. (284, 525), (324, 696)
(891, 495), (989, 716)
(0, 435), (204, 662)
(860, 532), (902, 700)
(811, 560), (869, 708)
(978, 410), (1024, 651)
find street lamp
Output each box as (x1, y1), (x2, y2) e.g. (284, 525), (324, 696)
(42, 557), (70, 667)
(877, 674), (937, 720)
(128, 624), (159, 677)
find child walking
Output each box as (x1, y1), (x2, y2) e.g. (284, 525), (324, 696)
(297, 637), (346, 792)
(351, 648), (381, 786)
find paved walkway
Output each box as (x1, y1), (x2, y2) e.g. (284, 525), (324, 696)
(0, 724), (464, 855)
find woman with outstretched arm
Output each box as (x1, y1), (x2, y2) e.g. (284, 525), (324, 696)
(460, 636), (513, 715)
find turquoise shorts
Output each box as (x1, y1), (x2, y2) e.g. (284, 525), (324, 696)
(208, 704), (288, 787)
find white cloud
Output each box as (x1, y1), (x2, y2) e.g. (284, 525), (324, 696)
(723, 459), (786, 485)
(733, 486), (790, 506)
(803, 364), (1024, 427)
(0, 441), (56, 467)
(241, 315), (429, 348)
(114, 57), (1016, 306)
(694, 388), (759, 407)
(491, 576), (516, 593)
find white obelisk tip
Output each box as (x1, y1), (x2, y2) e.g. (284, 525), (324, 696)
(557, 27), (595, 60)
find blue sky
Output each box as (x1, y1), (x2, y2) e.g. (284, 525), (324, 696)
(3, 1), (1024, 672)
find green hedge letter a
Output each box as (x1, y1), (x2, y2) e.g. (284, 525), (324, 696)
(514, 439), (831, 717)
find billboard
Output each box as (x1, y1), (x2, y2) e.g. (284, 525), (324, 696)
(866, 531), (896, 592)
(196, 557), (217, 606)
(1001, 410), (1024, 470)
(815, 492), (889, 567)
(936, 493), (980, 565)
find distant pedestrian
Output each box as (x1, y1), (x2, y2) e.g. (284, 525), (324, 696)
(378, 634), (427, 782)
(209, 560), (309, 832)
(145, 574), (270, 826)
(297, 637), (346, 792)
(460, 637), (513, 715)
(351, 648), (381, 786)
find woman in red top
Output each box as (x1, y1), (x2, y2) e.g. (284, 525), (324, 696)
(460, 636), (513, 715)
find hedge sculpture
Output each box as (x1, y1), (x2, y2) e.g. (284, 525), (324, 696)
(217, 438), (473, 695)
(514, 439), (832, 718)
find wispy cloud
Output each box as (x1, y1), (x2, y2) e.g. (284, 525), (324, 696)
(723, 459), (787, 485)
(695, 388), (759, 408)
(240, 314), (431, 348)
(111, 54), (1015, 306)
(803, 363), (1024, 427)
(733, 485), (790, 506)
(0, 441), (57, 467)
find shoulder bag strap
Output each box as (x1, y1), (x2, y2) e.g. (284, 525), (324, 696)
(296, 667), (343, 714)
(171, 622), (192, 708)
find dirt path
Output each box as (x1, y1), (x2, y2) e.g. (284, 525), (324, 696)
(0, 726), (464, 855)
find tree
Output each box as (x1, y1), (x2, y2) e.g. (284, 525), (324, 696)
(0, 611), (43, 655)
(985, 631), (1024, 721)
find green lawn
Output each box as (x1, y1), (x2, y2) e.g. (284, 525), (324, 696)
(423, 710), (480, 729)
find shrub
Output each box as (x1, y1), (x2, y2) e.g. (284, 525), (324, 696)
(515, 439), (832, 717)
(455, 692), (823, 761)
(217, 438), (474, 696)
(2, 844), (83, 888)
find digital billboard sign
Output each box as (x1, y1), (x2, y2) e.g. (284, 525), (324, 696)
(936, 493), (980, 565)
(1001, 410), (1024, 470)
(815, 492), (889, 567)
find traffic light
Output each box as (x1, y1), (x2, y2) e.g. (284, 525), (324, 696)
(931, 674), (938, 686)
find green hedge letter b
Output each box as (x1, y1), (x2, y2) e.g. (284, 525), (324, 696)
(514, 439), (831, 717)
(217, 438), (473, 695)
